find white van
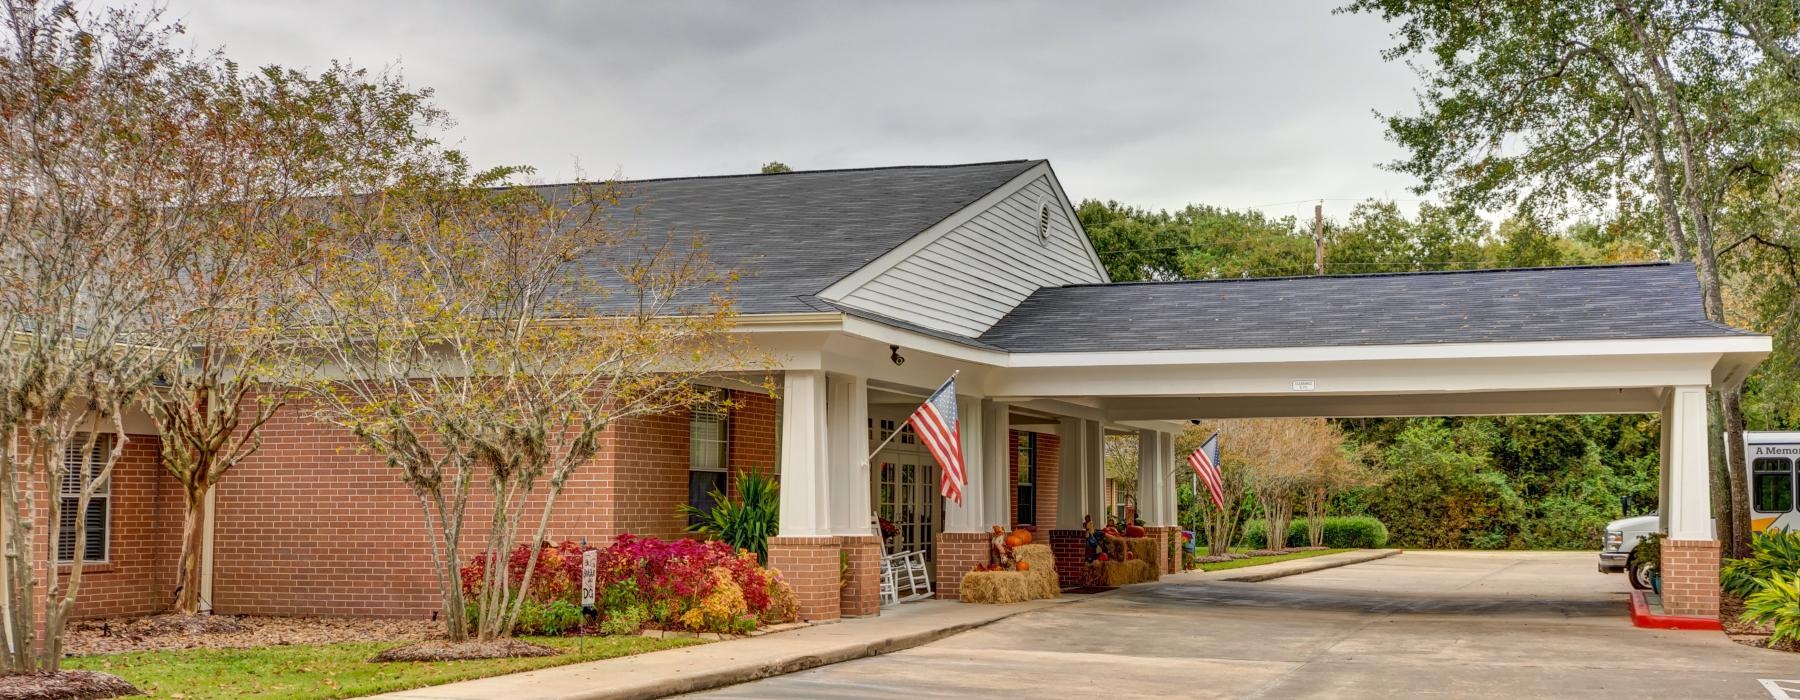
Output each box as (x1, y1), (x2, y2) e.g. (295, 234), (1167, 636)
(1599, 431), (1798, 589)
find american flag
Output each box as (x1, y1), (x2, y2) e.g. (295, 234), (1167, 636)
(908, 375), (966, 504)
(1188, 433), (1224, 510)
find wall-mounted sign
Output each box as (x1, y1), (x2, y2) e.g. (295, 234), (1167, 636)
(1291, 380), (1316, 392)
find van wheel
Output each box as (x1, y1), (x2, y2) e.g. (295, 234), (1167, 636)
(1627, 555), (1656, 591)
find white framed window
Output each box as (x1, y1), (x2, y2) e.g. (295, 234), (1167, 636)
(58, 433), (111, 563)
(687, 405), (729, 521)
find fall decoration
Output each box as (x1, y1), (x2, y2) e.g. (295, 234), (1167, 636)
(1016, 560), (1030, 571)
(1012, 528), (1034, 545)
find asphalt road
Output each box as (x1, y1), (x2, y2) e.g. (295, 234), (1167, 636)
(692, 551), (1799, 699)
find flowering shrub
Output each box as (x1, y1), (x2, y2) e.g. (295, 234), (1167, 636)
(460, 540), (587, 604)
(597, 534), (795, 633)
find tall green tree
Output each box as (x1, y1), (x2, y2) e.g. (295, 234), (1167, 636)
(1341, 0), (1800, 555)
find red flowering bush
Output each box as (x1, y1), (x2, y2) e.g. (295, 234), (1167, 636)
(460, 540), (588, 604)
(460, 534), (796, 635)
(597, 534), (794, 632)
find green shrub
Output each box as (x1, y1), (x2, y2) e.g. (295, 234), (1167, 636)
(681, 471), (780, 563)
(1742, 571), (1800, 647)
(1244, 516), (1388, 549)
(516, 599), (583, 636)
(1722, 530), (1800, 598)
(602, 603), (648, 636)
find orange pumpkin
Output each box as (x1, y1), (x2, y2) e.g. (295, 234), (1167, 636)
(1012, 528), (1033, 545)
(1004, 534), (1023, 548)
(1016, 560), (1030, 572)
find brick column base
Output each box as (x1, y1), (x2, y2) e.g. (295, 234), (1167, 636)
(935, 531), (989, 600)
(838, 535), (882, 618)
(768, 536), (842, 622)
(1048, 530), (1087, 588)
(1660, 538), (1721, 618)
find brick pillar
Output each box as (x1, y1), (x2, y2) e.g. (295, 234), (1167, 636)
(1048, 530), (1086, 588)
(936, 531), (989, 600)
(1660, 539), (1721, 618)
(838, 535), (882, 618)
(768, 536), (842, 622)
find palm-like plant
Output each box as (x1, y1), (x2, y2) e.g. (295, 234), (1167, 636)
(1722, 530), (1800, 598)
(1742, 571), (1800, 647)
(681, 471), (780, 563)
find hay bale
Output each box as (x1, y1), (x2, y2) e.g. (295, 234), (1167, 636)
(959, 570), (1036, 604)
(1124, 536), (1159, 565)
(1100, 559), (1155, 586)
(961, 544), (1061, 604)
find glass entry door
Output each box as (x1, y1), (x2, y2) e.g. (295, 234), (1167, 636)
(870, 411), (941, 568)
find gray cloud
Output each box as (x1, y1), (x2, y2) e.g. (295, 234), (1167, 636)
(171, 0), (1422, 216)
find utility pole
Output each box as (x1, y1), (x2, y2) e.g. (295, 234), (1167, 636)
(1313, 202), (1325, 275)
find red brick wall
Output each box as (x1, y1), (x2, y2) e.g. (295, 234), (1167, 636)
(767, 536), (840, 621)
(1660, 538), (1721, 617)
(935, 531), (988, 600)
(212, 389), (779, 618)
(1007, 430), (1060, 534)
(65, 434), (182, 619)
(838, 535), (881, 617)
(1047, 529), (1087, 588)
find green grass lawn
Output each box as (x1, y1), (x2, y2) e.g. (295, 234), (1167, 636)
(1194, 548), (1355, 572)
(64, 634), (703, 700)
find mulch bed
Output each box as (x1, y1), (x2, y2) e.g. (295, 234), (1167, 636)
(66, 614), (441, 655)
(1721, 591), (1799, 653)
(0, 671), (138, 699)
(370, 639), (560, 662)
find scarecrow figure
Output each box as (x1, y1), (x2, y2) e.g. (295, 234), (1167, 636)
(988, 525), (1015, 568)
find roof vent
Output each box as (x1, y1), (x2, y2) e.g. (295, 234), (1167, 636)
(1035, 199), (1052, 245)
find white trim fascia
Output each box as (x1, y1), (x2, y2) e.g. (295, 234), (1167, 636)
(816, 162), (1059, 302)
(839, 314), (1011, 366)
(1001, 335), (1771, 368)
(1038, 162), (1111, 283)
(731, 312), (845, 332)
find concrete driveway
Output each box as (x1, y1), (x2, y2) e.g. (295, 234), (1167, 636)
(693, 551), (1799, 699)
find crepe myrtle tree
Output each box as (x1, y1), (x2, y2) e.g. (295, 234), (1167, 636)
(141, 60), (448, 615)
(0, 0), (192, 671)
(299, 163), (749, 642)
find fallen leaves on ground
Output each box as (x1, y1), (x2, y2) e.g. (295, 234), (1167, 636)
(65, 614), (440, 656)
(0, 670), (139, 699)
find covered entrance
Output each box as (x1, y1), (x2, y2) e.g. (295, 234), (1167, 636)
(759, 263), (1770, 623)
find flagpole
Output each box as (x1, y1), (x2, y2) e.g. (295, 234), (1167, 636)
(860, 370), (959, 467)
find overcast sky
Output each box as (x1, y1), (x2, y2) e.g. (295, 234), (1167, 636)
(170, 0), (1423, 221)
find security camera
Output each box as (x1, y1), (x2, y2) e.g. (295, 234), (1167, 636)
(890, 345), (905, 366)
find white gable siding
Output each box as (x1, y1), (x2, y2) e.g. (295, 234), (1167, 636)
(829, 174), (1104, 337)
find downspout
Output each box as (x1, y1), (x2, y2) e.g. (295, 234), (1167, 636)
(199, 487), (216, 613)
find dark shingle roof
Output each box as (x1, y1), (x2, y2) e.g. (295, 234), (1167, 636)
(976, 262), (1748, 353)
(553, 160), (1040, 314)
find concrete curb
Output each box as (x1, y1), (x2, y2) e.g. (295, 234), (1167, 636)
(598, 616), (1013, 700)
(1213, 548), (1402, 582)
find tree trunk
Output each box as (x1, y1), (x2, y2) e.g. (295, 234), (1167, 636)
(1720, 388), (1752, 558)
(172, 484), (208, 614)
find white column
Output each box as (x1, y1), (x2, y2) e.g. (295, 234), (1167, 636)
(1056, 417), (1086, 529)
(778, 369), (830, 537)
(1136, 428), (1159, 525)
(944, 394), (987, 533)
(983, 400), (1011, 529)
(825, 373), (869, 536)
(1665, 385), (1714, 540)
(1083, 420), (1105, 527)
(1658, 390), (1673, 536)
(1161, 431), (1179, 528)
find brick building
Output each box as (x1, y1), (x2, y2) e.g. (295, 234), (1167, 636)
(54, 160), (1765, 623)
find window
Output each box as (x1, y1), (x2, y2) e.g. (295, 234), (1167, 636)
(58, 434), (111, 563)
(1753, 457), (1794, 513)
(687, 406), (729, 523)
(1015, 432), (1036, 526)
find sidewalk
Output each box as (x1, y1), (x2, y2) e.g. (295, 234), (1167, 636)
(368, 596), (1072, 700)
(371, 548), (1398, 700)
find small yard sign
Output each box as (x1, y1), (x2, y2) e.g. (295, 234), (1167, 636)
(581, 548), (598, 609)
(1291, 379), (1315, 392)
